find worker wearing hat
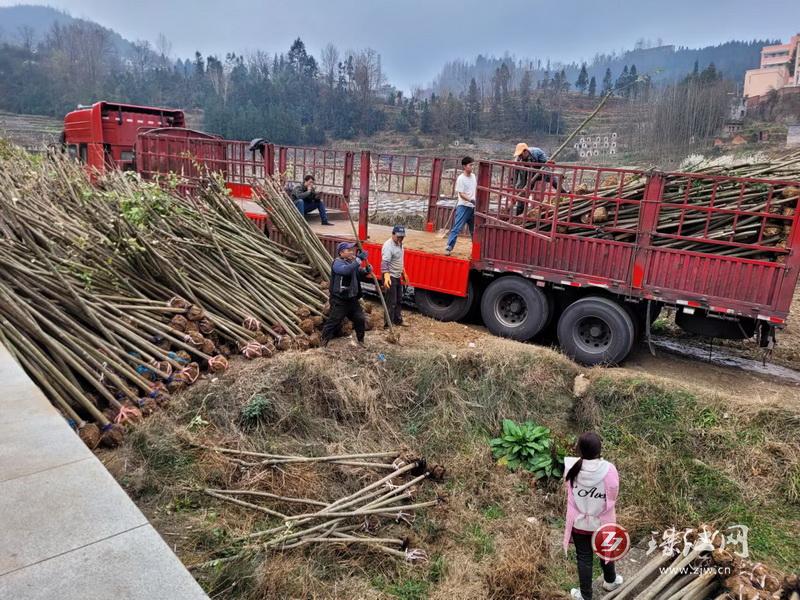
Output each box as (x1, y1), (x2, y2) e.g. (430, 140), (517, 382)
(381, 225), (409, 327)
(513, 142), (561, 216)
(321, 241), (371, 347)
(514, 143), (547, 215)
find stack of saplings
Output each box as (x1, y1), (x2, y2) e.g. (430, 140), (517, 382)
(189, 447), (445, 568)
(604, 524), (799, 599)
(521, 151), (800, 262)
(0, 146), (328, 446)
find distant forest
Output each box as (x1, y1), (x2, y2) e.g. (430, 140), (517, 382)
(430, 39), (772, 97)
(0, 7), (770, 151)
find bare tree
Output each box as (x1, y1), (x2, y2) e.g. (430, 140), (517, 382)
(155, 32), (172, 68)
(246, 50), (271, 82)
(351, 48), (385, 102)
(131, 39), (154, 80)
(44, 22), (115, 101)
(17, 25), (36, 53)
(320, 43), (339, 87)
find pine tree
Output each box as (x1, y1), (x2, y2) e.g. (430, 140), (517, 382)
(560, 68), (569, 93)
(466, 77), (480, 133)
(628, 64), (638, 98)
(588, 75), (597, 98)
(420, 99), (433, 134)
(615, 65), (629, 94)
(602, 68), (612, 94)
(576, 63), (589, 94)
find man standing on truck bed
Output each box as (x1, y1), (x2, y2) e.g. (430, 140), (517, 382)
(292, 175), (334, 226)
(445, 156), (477, 256)
(321, 242), (371, 347)
(513, 142), (560, 216)
(381, 225), (408, 327)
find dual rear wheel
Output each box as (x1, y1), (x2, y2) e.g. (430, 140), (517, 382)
(479, 277), (635, 365)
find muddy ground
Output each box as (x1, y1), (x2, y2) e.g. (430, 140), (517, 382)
(392, 300), (800, 411)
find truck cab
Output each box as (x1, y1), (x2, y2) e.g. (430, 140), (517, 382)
(62, 101), (185, 174)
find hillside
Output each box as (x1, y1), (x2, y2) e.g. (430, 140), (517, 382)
(0, 110), (61, 148)
(433, 40), (772, 97)
(0, 4), (142, 59)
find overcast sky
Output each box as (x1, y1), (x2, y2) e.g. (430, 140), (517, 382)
(2, 0), (798, 90)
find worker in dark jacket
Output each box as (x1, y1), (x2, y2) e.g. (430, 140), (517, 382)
(513, 142), (561, 215)
(321, 241), (371, 347)
(292, 175), (334, 226)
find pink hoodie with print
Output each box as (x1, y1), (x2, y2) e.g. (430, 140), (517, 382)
(562, 457), (619, 551)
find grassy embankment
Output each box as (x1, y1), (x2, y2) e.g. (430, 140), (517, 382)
(104, 338), (800, 599)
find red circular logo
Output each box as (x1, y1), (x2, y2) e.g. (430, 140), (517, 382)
(591, 524), (630, 562)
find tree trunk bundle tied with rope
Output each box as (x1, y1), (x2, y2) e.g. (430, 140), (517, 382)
(0, 146), (331, 446)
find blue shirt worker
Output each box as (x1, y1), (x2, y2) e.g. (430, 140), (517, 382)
(445, 156), (477, 256)
(292, 175), (334, 226)
(321, 242), (371, 347)
(513, 142), (560, 216)
(381, 225), (409, 327)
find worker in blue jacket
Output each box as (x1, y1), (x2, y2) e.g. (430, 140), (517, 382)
(513, 142), (562, 215)
(321, 242), (371, 347)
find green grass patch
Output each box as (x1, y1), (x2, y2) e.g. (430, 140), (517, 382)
(129, 425), (195, 478)
(588, 376), (800, 569)
(481, 504), (505, 520)
(461, 523), (495, 561)
(371, 557), (446, 600)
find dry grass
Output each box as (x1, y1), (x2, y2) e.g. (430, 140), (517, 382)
(102, 338), (800, 599)
(485, 524), (561, 600)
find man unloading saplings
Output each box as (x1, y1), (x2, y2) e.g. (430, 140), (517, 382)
(321, 242), (371, 347)
(513, 142), (561, 216)
(381, 225), (409, 327)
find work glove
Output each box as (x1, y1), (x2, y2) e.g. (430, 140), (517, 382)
(401, 270), (409, 286)
(382, 272), (391, 289)
(356, 249), (368, 260)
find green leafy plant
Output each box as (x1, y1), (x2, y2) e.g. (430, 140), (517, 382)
(490, 419), (564, 480)
(239, 394), (273, 427)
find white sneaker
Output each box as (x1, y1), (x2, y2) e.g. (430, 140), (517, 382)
(570, 589), (584, 600)
(602, 575), (624, 591)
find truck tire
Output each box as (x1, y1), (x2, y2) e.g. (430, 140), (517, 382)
(480, 277), (550, 341)
(557, 296), (635, 365)
(415, 283), (474, 322)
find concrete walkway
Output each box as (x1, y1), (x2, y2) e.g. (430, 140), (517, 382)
(0, 343), (208, 600)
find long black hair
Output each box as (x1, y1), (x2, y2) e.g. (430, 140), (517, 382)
(565, 431), (602, 488)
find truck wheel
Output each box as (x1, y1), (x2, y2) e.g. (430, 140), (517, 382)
(415, 283), (474, 322)
(480, 277), (550, 341)
(557, 296), (634, 365)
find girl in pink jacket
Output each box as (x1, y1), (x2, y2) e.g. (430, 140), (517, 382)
(563, 432), (623, 600)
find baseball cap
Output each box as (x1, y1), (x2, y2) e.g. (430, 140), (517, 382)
(392, 225), (406, 236)
(337, 241), (357, 254)
(514, 142), (529, 157)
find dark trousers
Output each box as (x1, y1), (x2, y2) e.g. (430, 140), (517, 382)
(573, 531), (617, 600)
(321, 296), (365, 342)
(385, 277), (403, 325)
(295, 198), (329, 223)
(514, 173), (562, 216)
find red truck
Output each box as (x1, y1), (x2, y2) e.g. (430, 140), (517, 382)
(63, 101), (800, 365)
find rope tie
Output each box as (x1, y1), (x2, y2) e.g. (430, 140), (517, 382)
(208, 355), (229, 372)
(178, 363), (200, 384)
(243, 316), (261, 331)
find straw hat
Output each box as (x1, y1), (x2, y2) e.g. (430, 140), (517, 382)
(514, 142), (529, 157)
